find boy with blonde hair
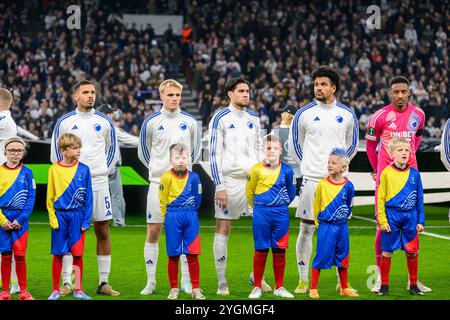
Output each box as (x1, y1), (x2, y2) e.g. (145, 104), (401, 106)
(378, 138), (425, 296)
(47, 133), (93, 300)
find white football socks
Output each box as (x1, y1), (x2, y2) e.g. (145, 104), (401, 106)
(62, 254), (73, 285)
(144, 242), (158, 285)
(180, 254), (190, 284)
(296, 222), (315, 282)
(214, 233), (228, 287)
(10, 255), (17, 283)
(97, 255), (111, 285)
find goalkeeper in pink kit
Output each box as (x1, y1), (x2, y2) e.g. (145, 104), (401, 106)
(365, 76), (430, 293)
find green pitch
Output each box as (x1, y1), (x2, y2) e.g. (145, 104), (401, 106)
(8, 205), (450, 300)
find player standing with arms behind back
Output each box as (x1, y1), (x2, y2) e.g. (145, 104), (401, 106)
(51, 80), (119, 296)
(288, 66), (359, 294)
(208, 78), (267, 295)
(365, 76), (430, 293)
(138, 79), (201, 295)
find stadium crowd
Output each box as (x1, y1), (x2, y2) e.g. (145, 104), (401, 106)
(0, 0), (448, 141)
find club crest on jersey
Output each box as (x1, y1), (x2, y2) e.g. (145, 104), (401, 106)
(336, 115), (343, 123)
(77, 173), (83, 181)
(179, 122), (188, 131)
(247, 121), (254, 129)
(410, 176), (416, 185)
(93, 123), (101, 131)
(407, 112), (421, 131)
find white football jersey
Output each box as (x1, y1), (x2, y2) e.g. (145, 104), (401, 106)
(288, 100), (359, 181)
(208, 105), (264, 191)
(0, 110), (18, 165)
(138, 108), (201, 183)
(50, 108), (116, 191)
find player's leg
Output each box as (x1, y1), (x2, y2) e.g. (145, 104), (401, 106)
(335, 223), (358, 297)
(372, 183), (382, 292)
(402, 215), (423, 296)
(270, 208), (293, 298)
(9, 255), (19, 294)
(60, 254), (73, 296)
(142, 183), (162, 295)
(181, 210), (203, 299)
(167, 255), (180, 299)
(0, 251), (12, 300)
(249, 206), (270, 299)
(92, 188), (119, 296)
(295, 178), (317, 293)
(165, 209), (182, 299)
(70, 211), (91, 300)
(11, 221), (33, 300)
(310, 222), (335, 299)
(214, 218), (232, 295)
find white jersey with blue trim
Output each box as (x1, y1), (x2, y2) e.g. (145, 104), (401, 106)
(50, 108), (116, 191)
(441, 118), (450, 171)
(288, 99), (358, 181)
(0, 110), (18, 165)
(138, 107), (201, 183)
(208, 105), (264, 191)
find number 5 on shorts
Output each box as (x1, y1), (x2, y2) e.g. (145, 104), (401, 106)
(105, 196), (111, 210)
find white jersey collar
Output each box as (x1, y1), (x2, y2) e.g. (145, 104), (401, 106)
(229, 104), (246, 116)
(76, 107), (95, 117)
(161, 106), (180, 118)
(316, 99), (337, 109)
(0, 110), (11, 116)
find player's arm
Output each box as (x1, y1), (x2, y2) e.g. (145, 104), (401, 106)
(117, 128), (139, 146)
(286, 167), (297, 203)
(190, 118), (202, 164)
(416, 171), (425, 230)
(377, 171), (389, 230)
(15, 170), (36, 227)
(414, 109), (426, 151)
(138, 118), (152, 168)
(288, 110), (305, 163)
(50, 119), (64, 163)
(105, 117), (117, 168)
(347, 183), (355, 218)
(46, 166), (59, 229)
(313, 182), (322, 227)
(346, 109), (359, 160)
(192, 174), (202, 211)
(158, 174), (170, 223)
(365, 112), (383, 172)
(17, 126), (39, 140)
(82, 168), (93, 230)
(245, 166), (258, 208)
(255, 120), (264, 161)
(208, 114), (225, 191)
(440, 119), (450, 171)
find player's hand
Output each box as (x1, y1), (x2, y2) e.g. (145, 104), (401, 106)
(215, 190), (228, 209)
(370, 172), (377, 182)
(416, 224), (424, 233)
(11, 220), (21, 230)
(381, 224), (391, 233)
(81, 227), (88, 232)
(2, 221), (12, 231)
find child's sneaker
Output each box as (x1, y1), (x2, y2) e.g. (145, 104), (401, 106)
(378, 284), (389, 296)
(168, 288), (179, 299)
(309, 289), (319, 299)
(409, 284), (424, 296)
(19, 290), (35, 300)
(340, 288), (359, 297)
(48, 290), (61, 300)
(73, 290), (92, 300)
(0, 291), (11, 300)
(248, 287), (262, 299)
(192, 288), (205, 300)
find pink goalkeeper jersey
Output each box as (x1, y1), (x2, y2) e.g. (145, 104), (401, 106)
(365, 103), (425, 181)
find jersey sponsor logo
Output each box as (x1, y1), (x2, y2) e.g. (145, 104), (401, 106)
(71, 125), (79, 130)
(158, 125), (164, 131)
(368, 127), (376, 136)
(247, 121), (254, 129)
(389, 131), (414, 139)
(407, 112), (421, 131)
(313, 116), (320, 121)
(229, 124), (235, 129)
(179, 122), (188, 131)
(94, 123), (101, 131)
(336, 115), (343, 123)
